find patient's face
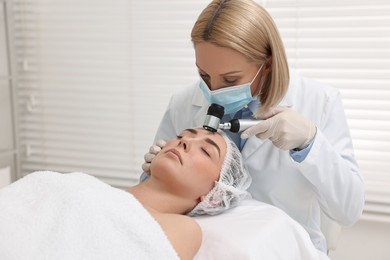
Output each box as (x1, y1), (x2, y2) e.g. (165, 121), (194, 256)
(150, 128), (227, 200)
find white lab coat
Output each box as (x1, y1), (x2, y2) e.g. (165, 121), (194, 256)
(152, 70), (365, 252)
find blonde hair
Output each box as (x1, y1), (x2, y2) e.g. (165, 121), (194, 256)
(191, 0), (289, 115)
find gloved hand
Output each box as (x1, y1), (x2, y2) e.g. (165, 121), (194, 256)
(141, 139), (167, 173)
(241, 107), (316, 150)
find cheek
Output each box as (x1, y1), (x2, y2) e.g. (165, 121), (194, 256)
(150, 153), (175, 176)
(192, 161), (220, 188)
(149, 156), (159, 174)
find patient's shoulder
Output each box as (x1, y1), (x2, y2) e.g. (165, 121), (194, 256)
(155, 212), (201, 260)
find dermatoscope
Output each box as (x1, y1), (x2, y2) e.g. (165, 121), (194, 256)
(203, 103), (261, 133)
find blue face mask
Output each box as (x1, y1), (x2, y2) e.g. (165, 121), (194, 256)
(198, 64), (264, 115)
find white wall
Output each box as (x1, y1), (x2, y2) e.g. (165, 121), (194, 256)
(329, 220), (390, 260)
(0, 1), (16, 185)
(0, 167), (11, 188)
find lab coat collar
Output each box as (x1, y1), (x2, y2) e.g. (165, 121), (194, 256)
(277, 68), (299, 107)
(192, 79), (205, 106)
(192, 80), (211, 127)
(242, 69), (299, 159)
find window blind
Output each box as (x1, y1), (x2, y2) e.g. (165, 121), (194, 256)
(11, 0), (208, 188)
(10, 0), (390, 221)
(12, 0), (139, 188)
(263, 0), (390, 222)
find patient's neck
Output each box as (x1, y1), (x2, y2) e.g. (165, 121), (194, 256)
(127, 179), (197, 215)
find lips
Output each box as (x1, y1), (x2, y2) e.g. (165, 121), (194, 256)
(166, 148), (182, 165)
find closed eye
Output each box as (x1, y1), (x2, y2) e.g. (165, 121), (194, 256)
(199, 72), (209, 79)
(225, 79), (237, 84)
(201, 148), (211, 157)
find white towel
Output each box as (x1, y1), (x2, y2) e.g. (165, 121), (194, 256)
(0, 171), (179, 260)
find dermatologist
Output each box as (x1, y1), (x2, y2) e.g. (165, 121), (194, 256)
(141, 0), (365, 253)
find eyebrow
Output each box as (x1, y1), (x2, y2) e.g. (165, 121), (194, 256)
(183, 128), (221, 158)
(195, 64), (243, 76)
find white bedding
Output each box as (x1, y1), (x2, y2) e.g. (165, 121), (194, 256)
(0, 171), (326, 260)
(194, 199), (326, 260)
(0, 171), (178, 260)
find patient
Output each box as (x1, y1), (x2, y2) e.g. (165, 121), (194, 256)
(127, 128), (251, 259)
(0, 128), (251, 260)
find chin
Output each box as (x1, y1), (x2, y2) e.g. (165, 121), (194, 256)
(150, 159), (177, 177)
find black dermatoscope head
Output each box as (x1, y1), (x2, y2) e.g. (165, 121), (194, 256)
(203, 103), (224, 132)
(203, 103), (257, 133)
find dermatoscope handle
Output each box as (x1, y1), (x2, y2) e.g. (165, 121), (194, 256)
(219, 119), (262, 133)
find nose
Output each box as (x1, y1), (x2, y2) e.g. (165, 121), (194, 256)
(178, 136), (194, 151)
(204, 77), (221, 91)
(209, 79), (221, 91)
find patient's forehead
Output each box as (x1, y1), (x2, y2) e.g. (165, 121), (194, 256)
(182, 128), (215, 134)
(181, 128), (220, 138)
(180, 128), (227, 155)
